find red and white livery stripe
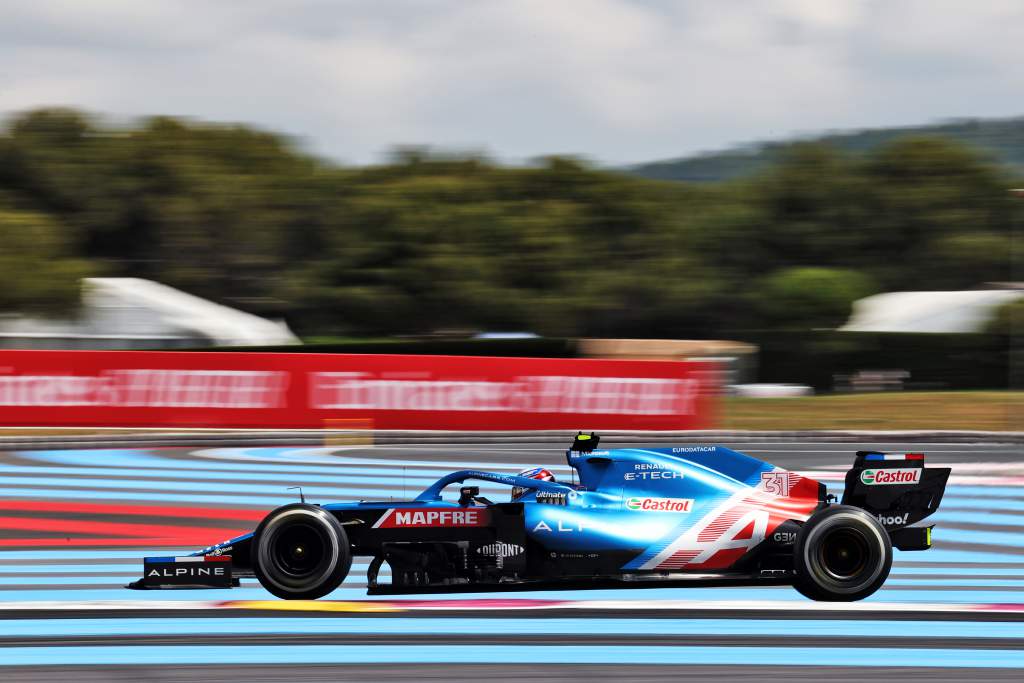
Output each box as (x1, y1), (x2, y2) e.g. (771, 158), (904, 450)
(641, 468), (820, 571)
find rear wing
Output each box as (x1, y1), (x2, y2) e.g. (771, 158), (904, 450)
(841, 451), (950, 546)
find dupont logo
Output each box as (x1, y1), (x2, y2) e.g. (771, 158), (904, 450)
(860, 468), (922, 486)
(476, 542), (525, 558)
(625, 497), (694, 513)
(373, 508), (490, 529)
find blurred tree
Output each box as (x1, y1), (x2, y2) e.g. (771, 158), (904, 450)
(746, 144), (873, 270)
(0, 108), (97, 214)
(0, 108), (1018, 341)
(860, 137), (1015, 290)
(924, 232), (1014, 288)
(985, 298), (1024, 336)
(0, 208), (94, 315)
(754, 267), (876, 330)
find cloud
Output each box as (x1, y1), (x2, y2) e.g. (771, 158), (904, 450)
(1, 0), (1021, 164)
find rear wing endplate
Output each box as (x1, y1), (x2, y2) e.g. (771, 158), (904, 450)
(841, 451), (951, 530)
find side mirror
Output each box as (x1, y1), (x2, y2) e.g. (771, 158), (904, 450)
(459, 486), (480, 506)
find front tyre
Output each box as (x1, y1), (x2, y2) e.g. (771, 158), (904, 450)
(793, 505), (891, 602)
(253, 503), (352, 600)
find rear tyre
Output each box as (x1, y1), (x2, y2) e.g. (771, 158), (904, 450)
(793, 505), (891, 602)
(253, 503), (352, 600)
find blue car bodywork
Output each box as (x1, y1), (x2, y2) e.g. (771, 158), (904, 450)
(131, 434), (949, 601)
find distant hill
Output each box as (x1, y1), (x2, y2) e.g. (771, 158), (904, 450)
(627, 117), (1024, 182)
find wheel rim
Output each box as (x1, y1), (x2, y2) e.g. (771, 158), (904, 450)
(817, 527), (870, 580)
(269, 522), (329, 579)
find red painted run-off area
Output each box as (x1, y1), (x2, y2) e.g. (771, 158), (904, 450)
(0, 350), (719, 430)
(0, 501), (258, 547)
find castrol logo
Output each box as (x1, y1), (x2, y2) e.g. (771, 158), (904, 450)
(625, 497), (693, 513)
(860, 468), (922, 486)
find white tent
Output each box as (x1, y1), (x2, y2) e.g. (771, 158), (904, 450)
(81, 278), (299, 346)
(840, 289), (1023, 334)
(0, 278), (299, 349)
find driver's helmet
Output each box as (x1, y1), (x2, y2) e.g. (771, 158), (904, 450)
(511, 466), (556, 501)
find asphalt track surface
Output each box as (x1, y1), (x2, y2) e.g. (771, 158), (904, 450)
(0, 438), (1022, 681)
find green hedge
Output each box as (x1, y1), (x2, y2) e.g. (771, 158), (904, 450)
(750, 331), (1014, 391)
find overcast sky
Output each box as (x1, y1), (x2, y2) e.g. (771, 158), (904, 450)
(2, 0), (1022, 165)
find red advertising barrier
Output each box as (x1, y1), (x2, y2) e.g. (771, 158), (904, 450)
(0, 350), (718, 430)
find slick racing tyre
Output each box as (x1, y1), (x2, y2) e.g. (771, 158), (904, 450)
(793, 505), (892, 602)
(253, 503), (352, 600)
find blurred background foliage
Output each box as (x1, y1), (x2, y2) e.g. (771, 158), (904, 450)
(0, 108), (1019, 343)
(630, 116), (1024, 182)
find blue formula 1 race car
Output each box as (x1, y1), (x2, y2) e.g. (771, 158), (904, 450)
(129, 433), (950, 601)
